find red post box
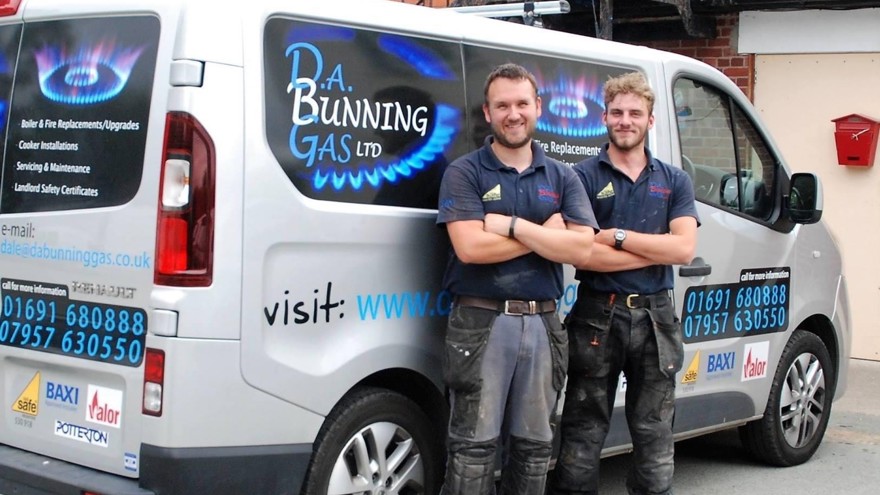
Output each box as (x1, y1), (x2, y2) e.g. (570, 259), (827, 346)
(832, 114), (880, 167)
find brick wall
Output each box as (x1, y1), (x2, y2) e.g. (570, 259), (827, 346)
(392, 3), (754, 100)
(633, 15), (755, 101)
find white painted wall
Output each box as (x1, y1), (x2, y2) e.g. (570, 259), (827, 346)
(741, 10), (880, 360)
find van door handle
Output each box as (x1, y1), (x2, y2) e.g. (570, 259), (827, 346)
(679, 257), (711, 277)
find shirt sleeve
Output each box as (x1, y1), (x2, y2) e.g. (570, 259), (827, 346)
(436, 159), (486, 226)
(560, 166), (599, 232)
(669, 168), (701, 226)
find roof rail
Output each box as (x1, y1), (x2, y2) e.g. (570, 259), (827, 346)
(450, 1), (570, 27)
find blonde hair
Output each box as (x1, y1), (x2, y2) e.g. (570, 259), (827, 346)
(604, 72), (654, 114)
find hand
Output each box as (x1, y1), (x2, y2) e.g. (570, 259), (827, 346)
(483, 213), (512, 237)
(543, 213), (565, 230)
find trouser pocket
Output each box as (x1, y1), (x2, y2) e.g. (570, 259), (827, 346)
(444, 305), (496, 438)
(646, 302), (684, 378)
(542, 313), (568, 391)
(566, 301), (612, 378)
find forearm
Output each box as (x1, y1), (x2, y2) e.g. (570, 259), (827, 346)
(447, 220), (531, 264)
(618, 231), (695, 265)
(513, 219), (594, 266)
(577, 243), (654, 272)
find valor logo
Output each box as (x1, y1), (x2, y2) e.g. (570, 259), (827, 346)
(682, 351), (699, 385)
(86, 385), (123, 429)
(12, 372), (40, 416)
(742, 342), (769, 382)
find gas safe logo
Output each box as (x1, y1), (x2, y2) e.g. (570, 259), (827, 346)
(284, 29), (460, 192)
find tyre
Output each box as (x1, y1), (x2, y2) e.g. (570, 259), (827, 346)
(739, 331), (835, 466)
(301, 387), (443, 495)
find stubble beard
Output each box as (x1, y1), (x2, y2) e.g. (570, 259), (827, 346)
(492, 122), (533, 150)
(608, 127), (645, 153)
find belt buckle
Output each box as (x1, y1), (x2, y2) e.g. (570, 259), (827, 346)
(504, 300), (535, 315)
(504, 300), (517, 315)
(626, 294), (639, 309)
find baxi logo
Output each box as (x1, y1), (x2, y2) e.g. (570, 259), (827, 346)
(284, 28), (460, 193)
(34, 39), (145, 105)
(46, 381), (80, 410)
(86, 385), (123, 429)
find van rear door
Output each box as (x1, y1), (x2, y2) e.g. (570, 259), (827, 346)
(0, 3), (164, 478)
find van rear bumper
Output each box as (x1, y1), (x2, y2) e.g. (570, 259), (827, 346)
(0, 442), (313, 495)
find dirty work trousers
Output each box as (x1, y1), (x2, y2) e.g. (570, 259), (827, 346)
(550, 291), (682, 495)
(441, 304), (568, 495)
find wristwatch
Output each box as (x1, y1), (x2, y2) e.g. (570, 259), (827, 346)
(613, 229), (627, 250)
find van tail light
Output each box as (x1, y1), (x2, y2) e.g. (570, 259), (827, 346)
(155, 112), (215, 287)
(0, 0), (22, 16)
(142, 348), (165, 416)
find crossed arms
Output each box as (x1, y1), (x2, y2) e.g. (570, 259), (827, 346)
(446, 213), (594, 267)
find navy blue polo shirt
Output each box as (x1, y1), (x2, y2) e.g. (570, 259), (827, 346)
(437, 137), (598, 301)
(574, 144), (699, 294)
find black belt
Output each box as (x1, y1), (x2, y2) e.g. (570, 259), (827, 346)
(580, 289), (670, 309)
(455, 296), (557, 315)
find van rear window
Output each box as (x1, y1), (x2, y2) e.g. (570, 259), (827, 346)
(0, 16), (159, 213)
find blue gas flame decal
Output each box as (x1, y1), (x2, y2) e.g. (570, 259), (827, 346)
(35, 40), (144, 105)
(378, 35), (457, 81)
(312, 103), (460, 191)
(534, 70), (606, 138)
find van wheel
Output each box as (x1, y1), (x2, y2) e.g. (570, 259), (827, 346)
(739, 331), (834, 466)
(301, 387), (442, 495)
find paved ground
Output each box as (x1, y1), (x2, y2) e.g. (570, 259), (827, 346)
(595, 358), (880, 494)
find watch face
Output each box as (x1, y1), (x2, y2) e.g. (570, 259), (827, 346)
(615, 230), (625, 241)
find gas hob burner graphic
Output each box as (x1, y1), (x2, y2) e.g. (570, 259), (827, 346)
(535, 71), (606, 138)
(35, 40), (144, 105)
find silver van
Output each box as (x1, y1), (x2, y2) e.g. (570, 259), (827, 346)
(0, 0), (849, 493)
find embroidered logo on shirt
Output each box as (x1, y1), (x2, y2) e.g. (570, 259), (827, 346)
(649, 182), (672, 200)
(482, 184), (502, 202)
(538, 185), (559, 205)
(596, 181), (615, 199)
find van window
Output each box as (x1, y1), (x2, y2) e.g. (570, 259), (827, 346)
(0, 25), (21, 170)
(0, 16), (159, 214)
(674, 78), (775, 221)
(460, 45), (627, 167)
(263, 17), (469, 210)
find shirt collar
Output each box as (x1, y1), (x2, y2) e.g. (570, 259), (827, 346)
(479, 135), (547, 172)
(597, 143), (659, 173)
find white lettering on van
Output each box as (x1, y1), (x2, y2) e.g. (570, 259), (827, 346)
(284, 41), (429, 167)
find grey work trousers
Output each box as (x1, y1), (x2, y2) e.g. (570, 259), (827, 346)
(440, 304), (568, 495)
(550, 293), (683, 495)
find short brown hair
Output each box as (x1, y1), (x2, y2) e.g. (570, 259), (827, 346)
(604, 71), (654, 114)
(483, 63), (539, 103)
